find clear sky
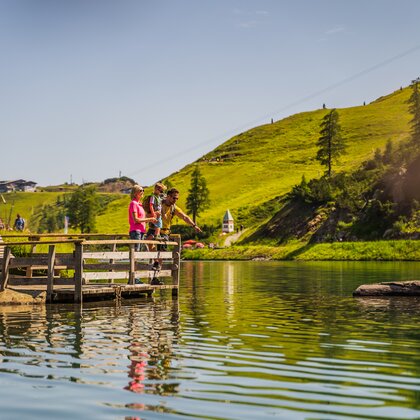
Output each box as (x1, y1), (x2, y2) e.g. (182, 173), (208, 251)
(1, 0), (420, 187)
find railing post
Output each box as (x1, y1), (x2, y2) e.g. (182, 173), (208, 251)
(74, 242), (83, 303)
(171, 236), (181, 296)
(46, 245), (56, 303)
(0, 247), (11, 291)
(109, 240), (117, 273)
(129, 244), (135, 285)
(26, 236), (39, 278)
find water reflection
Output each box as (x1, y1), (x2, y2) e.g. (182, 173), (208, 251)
(179, 261), (420, 419)
(0, 298), (180, 390)
(124, 300), (180, 396)
(0, 261), (419, 419)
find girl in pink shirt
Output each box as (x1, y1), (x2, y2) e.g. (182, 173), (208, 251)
(129, 185), (156, 251)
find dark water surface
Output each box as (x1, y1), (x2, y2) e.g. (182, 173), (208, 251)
(1, 261), (420, 419)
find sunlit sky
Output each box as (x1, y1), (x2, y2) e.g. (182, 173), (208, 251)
(1, 0), (420, 186)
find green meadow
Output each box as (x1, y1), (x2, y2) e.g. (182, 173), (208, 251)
(0, 191), (61, 227)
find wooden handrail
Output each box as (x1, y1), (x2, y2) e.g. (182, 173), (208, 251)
(82, 239), (178, 246)
(2, 239), (177, 246)
(2, 239), (84, 246)
(0, 233), (128, 238)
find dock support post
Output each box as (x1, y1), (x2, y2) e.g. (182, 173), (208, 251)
(129, 244), (135, 285)
(172, 236), (181, 297)
(74, 242), (83, 304)
(0, 247), (11, 292)
(46, 245), (56, 303)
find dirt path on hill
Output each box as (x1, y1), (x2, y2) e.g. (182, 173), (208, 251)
(224, 229), (246, 247)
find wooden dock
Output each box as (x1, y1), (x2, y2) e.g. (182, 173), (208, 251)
(0, 234), (181, 304)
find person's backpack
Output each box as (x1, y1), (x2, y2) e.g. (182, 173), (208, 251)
(142, 194), (154, 216)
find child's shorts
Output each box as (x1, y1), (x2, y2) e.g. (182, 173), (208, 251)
(153, 217), (162, 229)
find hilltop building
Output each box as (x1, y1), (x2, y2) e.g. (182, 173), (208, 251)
(222, 209), (234, 233)
(0, 180), (37, 193)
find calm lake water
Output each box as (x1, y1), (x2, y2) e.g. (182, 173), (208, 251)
(1, 261), (420, 419)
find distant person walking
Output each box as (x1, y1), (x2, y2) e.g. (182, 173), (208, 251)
(14, 214), (25, 231)
(128, 185), (157, 251)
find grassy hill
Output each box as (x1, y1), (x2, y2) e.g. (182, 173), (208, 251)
(1, 85), (412, 236)
(0, 192), (61, 229)
(164, 86), (411, 228)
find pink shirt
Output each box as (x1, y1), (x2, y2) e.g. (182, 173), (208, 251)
(128, 199), (146, 233)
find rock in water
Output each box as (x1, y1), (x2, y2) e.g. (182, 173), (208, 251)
(353, 281), (420, 297)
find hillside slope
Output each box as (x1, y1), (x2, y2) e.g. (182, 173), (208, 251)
(164, 87), (411, 227)
(2, 86), (412, 236)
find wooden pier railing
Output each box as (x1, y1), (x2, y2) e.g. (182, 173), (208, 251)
(0, 234), (181, 304)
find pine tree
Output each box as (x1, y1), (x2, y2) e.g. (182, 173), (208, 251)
(408, 77), (420, 145)
(316, 109), (347, 177)
(66, 185), (98, 233)
(186, 166), (210, 223)
(382, 139), (393, 164)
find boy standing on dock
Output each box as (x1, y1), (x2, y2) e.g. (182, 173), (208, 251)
(144, 182), (166, 240)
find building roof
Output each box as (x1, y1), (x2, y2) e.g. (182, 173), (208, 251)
(0, 179), (37, 186)
(223, 209), (233, 222)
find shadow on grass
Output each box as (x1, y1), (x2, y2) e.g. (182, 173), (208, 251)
(283, 242), (316, 260)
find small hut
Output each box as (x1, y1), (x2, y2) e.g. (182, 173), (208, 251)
(222, 209), (234, 233)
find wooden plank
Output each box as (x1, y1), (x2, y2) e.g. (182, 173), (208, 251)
(83, 251), (129, 260)
(83, 270), (172, 281)
(78, 283), (177, 295)
(133, 269), (173, 279)
(46, 245), (56, 303)
(83, 262), (176, 271)
(83, 272), (129, 281)
(8, 254), (74, 267)
(83, 251), (174, 260)
(1, 239), (83, 246)
(0, 247), (11, 291)
(8, 278), (75, 286)
(134, 251), (173, 259)
(74, 243), (83, 303)
(84, 263), (130, 271)
(0, 233), (127, 239)
(9, 283), (179, 302)
(82, 239), (178, 246)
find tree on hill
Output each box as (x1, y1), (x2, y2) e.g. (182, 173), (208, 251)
(37, 203), (65, 233)
(408, 77), (420, 145)
(186, 166), (210, 223)
(66, 185), (98, 233)
(316, 109), (347, 177)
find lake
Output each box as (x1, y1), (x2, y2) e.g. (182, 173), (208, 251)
(0, 261), (420, 419)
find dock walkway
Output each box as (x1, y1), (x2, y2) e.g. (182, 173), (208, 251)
(0, 234), (181, 304)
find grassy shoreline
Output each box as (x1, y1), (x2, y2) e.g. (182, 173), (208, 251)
(182, 240), (420, 261)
